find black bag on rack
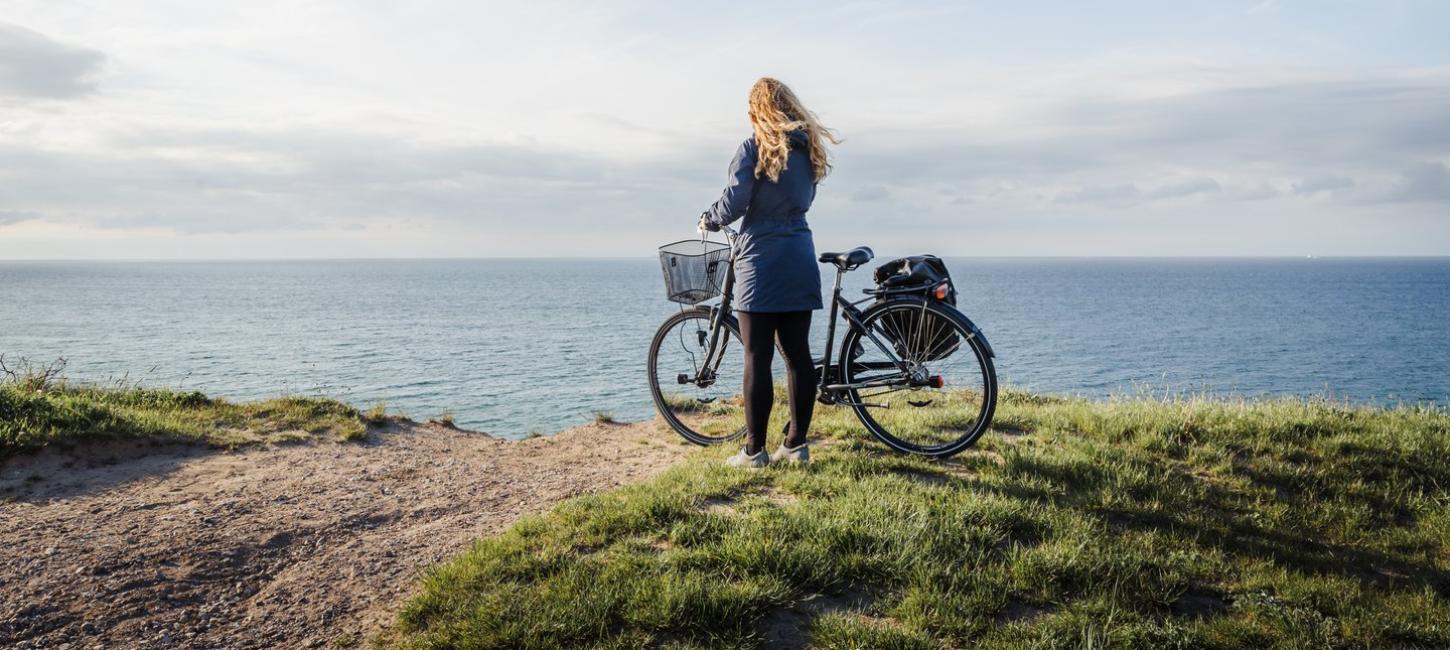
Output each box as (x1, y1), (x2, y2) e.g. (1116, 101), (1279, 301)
(870, 255), (961, 362)
(872, 255), (956, 302)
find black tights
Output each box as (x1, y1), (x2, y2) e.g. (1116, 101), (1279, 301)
(738, 310), (815, 455)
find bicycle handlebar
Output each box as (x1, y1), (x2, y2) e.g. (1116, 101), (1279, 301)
(699, 221), (738, 246)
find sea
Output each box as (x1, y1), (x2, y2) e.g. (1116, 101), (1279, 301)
(2, 257), (1447, 439)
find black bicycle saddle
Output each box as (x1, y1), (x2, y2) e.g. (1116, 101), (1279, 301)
(818, 247), (874, 269)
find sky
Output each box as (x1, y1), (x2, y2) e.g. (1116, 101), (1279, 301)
(1, 0), (1448, 259)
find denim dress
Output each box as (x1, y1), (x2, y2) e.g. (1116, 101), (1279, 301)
(702, 130), (824, 313)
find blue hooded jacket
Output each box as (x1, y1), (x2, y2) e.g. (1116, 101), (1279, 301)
(703, 130), (823, 312)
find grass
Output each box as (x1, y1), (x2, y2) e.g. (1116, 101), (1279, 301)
(1, 368), (370, 457)
(365, 402), (390, 426)
(390, 389), (1450, 649)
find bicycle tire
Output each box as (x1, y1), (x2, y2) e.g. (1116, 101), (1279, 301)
(838, 297), (997, 458)
(647, 306), (748, 446)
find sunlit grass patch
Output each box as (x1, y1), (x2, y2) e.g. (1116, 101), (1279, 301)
(392, 391), (1450, 649)
(1, 380), (370, 456)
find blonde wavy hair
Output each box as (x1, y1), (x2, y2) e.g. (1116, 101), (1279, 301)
(747, 77), (839, 183)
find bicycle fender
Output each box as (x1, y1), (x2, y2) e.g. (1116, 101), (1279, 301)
(952, 312), (995, 359)
(875, 298), (995, 359)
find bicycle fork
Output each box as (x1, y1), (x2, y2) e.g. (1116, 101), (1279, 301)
(679, 252), (737, 388)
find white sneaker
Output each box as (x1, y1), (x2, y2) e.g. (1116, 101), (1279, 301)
(726, 447), (770, 469)
(770, 442), (810, 465)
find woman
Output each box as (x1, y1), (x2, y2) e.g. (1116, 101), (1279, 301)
(698, 77), (839, 468)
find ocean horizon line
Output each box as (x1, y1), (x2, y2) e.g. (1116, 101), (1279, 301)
(4, 254), (1450, 263)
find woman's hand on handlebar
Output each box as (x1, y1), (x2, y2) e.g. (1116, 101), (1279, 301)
(698, 212), (720, 236)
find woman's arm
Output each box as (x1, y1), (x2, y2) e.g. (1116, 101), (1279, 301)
(703, 138), (757, 228)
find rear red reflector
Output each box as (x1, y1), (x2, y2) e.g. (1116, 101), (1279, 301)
(933, 283), (949, 300)
(929, 375), (944, 388)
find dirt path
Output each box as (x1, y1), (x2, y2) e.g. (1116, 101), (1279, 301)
(0, 419), (693, 649)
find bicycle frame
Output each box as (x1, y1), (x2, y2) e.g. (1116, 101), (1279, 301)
(693, 225), (920, 400)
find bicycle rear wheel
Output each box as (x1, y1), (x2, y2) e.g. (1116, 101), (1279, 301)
(647, 307), (747, 445)
(838, 298), (996, 458)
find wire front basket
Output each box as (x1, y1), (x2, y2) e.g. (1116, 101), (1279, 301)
(658, 239), (731, 304)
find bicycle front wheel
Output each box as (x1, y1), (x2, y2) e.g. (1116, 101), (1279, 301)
(647, 307), (747, 445)
(838, 298), (997, 458)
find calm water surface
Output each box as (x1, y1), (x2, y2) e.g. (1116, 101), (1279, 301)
(2, 258), (1447, 438)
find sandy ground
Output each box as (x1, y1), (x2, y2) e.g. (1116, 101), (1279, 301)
(0, 419), (694, 649)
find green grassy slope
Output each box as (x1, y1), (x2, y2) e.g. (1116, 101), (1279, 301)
(1, 382), (370, 458)
(392, 390), (1450, 649)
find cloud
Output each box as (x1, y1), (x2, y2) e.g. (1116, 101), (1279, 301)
(5, 66), (1448, 247)
(1293, 174), (1356, 195)
(0, 22), (105, 99)
(1145, 177), (1221, 200)
(836, 71), (1450, 208)
(0, 209), (41, 226)
(1247, 0), (1279, 14)
(1228, 183), (1280, 201)
(0, 124), (717, 235)
(1056, 184), (1140, 206)
(1380, 161), (1450, 203)
(850, 185), (890, 202)
(2, 3), (1450, 256)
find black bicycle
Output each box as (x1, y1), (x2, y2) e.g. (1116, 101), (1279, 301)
(648, 225), (997, 458)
